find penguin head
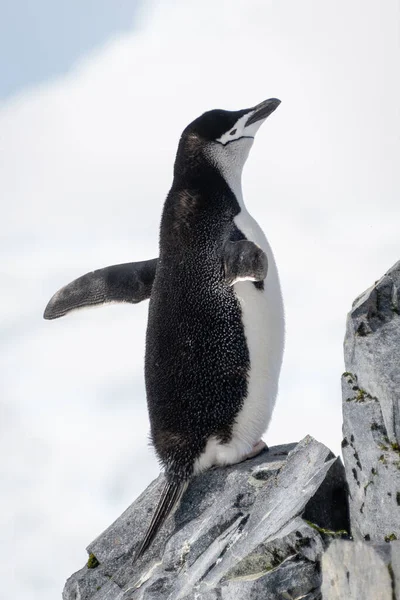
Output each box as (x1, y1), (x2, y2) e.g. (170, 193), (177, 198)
(177, 98), (281, 178)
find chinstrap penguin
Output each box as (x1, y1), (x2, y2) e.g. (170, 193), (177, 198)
(43, 98), (285, 561)
(140, 98), (284, 558)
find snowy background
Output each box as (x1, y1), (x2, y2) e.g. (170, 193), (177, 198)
(2, 0), (400, 597)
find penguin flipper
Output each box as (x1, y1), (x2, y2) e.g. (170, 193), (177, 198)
(134, 479), (188, 561)
(44, 258), (158, 320)
(224, 240), (268, 285)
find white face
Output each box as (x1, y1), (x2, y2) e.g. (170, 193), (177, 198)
(205, 110), (267, 180)
(216, 110), (266, 146)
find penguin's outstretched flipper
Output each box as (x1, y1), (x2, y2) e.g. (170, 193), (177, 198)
(134, 479), (188, 561)
(224, 240), (268, 286)
(44, 258), (158, 320)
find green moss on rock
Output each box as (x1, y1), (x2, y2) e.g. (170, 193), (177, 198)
(305, 520), (348, 538)
(87, 553), (99, 569)
(391, 442), (400, 454)
(225, 553), (273, 581)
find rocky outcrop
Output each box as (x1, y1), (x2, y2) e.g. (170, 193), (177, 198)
(341, 261), (400, 543)
(322, 260), (400, 600)
(63, 261), (400, 599)
(344, 260), (400, 443)
(63, 438), (349, 600)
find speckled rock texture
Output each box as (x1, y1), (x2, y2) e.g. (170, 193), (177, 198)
(342, 260), (400, 543)
(322, 540), (400, 600)
(63, 437), (349, 600)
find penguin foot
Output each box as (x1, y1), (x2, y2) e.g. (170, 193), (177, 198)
(243, 440), (268, 461)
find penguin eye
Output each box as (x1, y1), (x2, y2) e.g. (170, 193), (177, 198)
(229, 129), (237, 136)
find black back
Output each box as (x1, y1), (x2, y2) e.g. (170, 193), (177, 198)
(145, 132), (250, 482)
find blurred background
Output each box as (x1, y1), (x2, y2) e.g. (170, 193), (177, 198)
(1, 0), (400, 597)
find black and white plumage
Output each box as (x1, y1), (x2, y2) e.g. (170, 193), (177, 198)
(43, 99), (285, 560)
(140, 99), (284, 557)
(44, 259), (157, 319)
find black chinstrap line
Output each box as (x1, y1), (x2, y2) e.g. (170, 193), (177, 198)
(217, 135), (254, 147)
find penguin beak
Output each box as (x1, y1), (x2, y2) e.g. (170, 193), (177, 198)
(245, 98), (281, 127)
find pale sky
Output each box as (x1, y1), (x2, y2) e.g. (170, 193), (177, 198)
(1, 1), (400, 598)
(0, 0), (139, 98)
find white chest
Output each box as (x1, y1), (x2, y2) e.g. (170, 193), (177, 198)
(194, 208), (285, 475)
(194, 150), (285, 473)
(232, 208), (284, 439)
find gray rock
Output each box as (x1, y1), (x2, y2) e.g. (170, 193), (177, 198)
(341, 372), (400, 542)
(63, 437), (348, 600)
(342, 261), (400, 542)
(322, 540), (400, 599)
(344, 260), (400, 443)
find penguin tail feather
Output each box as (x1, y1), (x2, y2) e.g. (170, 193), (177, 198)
(134, 479), (188, 561)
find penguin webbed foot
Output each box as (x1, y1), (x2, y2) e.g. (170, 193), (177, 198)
(224, 240), (268, 286)
(242, 440), (269, 461)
